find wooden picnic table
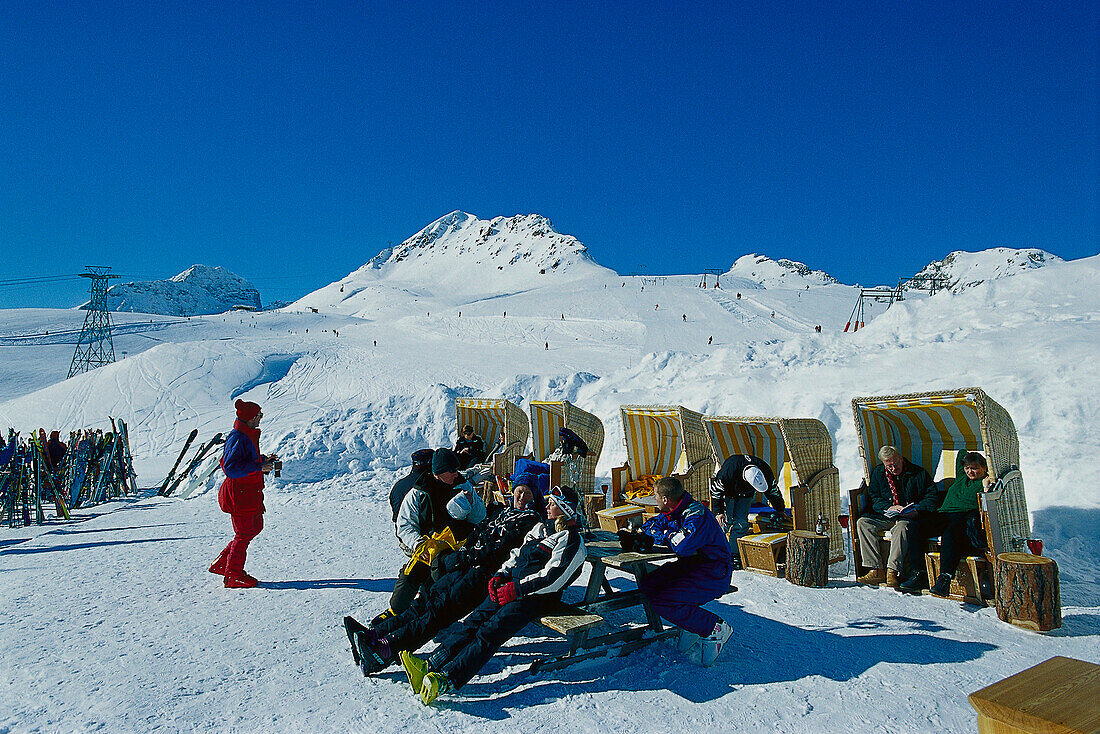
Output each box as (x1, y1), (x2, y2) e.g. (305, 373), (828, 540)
(529, 530), (680, 674)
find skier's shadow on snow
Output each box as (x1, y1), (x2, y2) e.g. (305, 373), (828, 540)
(448, 603), (997, 714)
(259, 578), (397, 591)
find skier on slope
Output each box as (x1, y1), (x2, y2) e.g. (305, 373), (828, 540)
(344, 481), (546, 676)
(209, 399), (278, 588)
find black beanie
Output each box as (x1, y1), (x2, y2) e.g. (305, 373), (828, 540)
(431, 447), (459, 475)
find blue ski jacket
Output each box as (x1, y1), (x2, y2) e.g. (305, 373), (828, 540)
(641, 494), (732, 569)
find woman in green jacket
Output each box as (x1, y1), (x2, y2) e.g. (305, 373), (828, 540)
(900, 451), (992, 595)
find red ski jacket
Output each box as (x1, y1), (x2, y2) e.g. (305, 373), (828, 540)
(218, 420), (265, 515)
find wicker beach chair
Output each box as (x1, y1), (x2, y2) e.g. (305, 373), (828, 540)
(851, 388), (1031, 592)
(613, 405), (714, 507)
(702, 415), (844, 564)
(528, 401), (605, 496)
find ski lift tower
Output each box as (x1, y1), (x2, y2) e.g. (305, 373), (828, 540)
(67, 266), (119, 378)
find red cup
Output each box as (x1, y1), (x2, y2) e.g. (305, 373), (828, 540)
(1026, 538), (1043, 556)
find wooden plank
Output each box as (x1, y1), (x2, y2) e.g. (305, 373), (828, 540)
(968, 656), (1100, 734)
(540, 611), (604, 636)
(580, 589), (647, 615)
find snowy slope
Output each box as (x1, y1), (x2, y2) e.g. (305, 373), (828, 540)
(97, 264), (262, 316)
(1, 234), (1098, 732)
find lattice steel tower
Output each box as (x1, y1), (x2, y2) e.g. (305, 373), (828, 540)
(68, 266), (119, 378)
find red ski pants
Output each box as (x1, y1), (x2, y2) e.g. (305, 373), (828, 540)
(215, 512), (264, 576)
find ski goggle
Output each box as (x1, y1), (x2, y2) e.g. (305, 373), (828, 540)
(547, 485), (578, 519)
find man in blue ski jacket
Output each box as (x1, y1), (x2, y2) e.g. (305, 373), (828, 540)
(628, 476), (735, 666)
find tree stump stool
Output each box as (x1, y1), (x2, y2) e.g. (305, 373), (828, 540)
(786, 530), (829, 588)
(584, 493), (606, 529)
(994, 552), (1061, 632)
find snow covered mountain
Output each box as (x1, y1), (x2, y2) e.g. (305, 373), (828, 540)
(724, 254), (841, 289)
(912, 247), (1062, 293)
(294, 212), (615, 314)
(95, 265), (262, 316)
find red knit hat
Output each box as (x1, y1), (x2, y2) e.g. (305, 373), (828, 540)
(235, 399), (261, 421)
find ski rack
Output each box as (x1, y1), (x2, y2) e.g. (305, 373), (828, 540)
(0, 419), (140, 526)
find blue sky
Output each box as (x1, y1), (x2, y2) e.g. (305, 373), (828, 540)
(1, 1), (1096, 308)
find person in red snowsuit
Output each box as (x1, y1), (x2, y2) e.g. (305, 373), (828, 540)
(210, 399), (277, 588)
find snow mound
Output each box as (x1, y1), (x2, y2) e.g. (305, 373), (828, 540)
(96, 265), (262, 316)
(725, 254), (840, 289)
(913, 247), (1062, 293)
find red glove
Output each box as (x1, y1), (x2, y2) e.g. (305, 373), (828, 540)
(487, 575), (505, 603)
(496, 580), (519, 605)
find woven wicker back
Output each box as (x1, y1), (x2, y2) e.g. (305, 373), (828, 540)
(455, 397), (530, 470)
(619, 405), (714, 503)
(851, 388), (1030, 553)
(703, 415), (843, 562)
(528, 400), (605, 495)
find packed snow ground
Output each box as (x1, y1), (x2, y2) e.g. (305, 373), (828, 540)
(1, 247), (1098, 732)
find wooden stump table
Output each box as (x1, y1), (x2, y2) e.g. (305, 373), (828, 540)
(786, 530), (829, 588)
(994, 553), (1062, 632)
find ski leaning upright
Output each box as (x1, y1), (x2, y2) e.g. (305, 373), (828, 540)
(158, 429), (199, 496)
(162, 433), (223, 497)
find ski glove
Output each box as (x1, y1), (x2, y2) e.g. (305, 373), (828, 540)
(495, 581), (519, 605)
(487, 575), (507, 603)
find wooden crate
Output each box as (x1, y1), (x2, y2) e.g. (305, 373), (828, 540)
(924, 551), (991, 606)
(596, 504), (644, 531)
(737, 532), (787, 577)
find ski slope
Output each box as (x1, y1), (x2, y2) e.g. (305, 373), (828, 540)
(1, 239), (1098, 732)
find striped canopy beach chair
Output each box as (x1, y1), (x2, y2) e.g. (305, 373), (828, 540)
(613, 405), (714, 506)
(455, 397), (529, 474)
(702, 415), (844, 563)
(851, 388), (1031, 567)
(528, 401), (605, 496)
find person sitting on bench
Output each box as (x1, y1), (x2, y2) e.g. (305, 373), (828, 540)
(387, 448), (486, 618)
(627, 476), (735, 666)
(453, 425), (486, 470)
(400, 485), (586, 705)
(344, 482), (546, 675)
(856, 445), (937, 588)
(710, 453), (787, 560)
(900, 451), (992, 595)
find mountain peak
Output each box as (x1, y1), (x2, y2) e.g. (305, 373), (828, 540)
(914, 247), (1062, 292)
(96, 265), (261, 316)
(726, 254), (840, 288)
(358, 212), (607, 290)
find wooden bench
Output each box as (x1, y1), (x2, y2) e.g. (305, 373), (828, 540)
(529, 602), (606, 674)
(968, 656), (1100, 733)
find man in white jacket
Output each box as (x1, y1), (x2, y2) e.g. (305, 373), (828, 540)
(387, 448), (485, 617)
